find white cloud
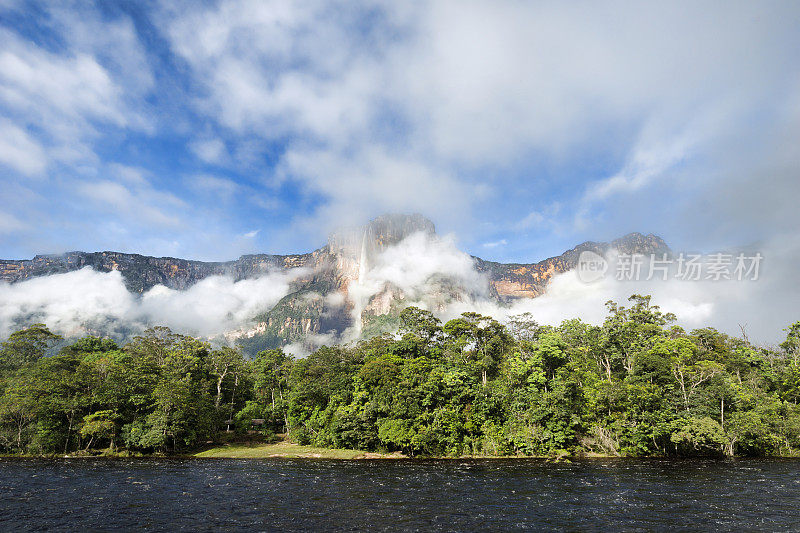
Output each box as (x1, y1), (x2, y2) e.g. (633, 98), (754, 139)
(0, 266), (304, 339)
(360, 232), (487, 299)
(158, 0), (800, 249)
(344, 230), (490, 338)
(0, 18), (152, 170)
(77, 180), (185, 229)
(163, 0), (381, 143)
(0, 269), (136, 339)
(0, 32), (127, 128)
(0, 210), (25, 234)
(140, 270), (302, 336)
(482, 239), (507, 249)
(279, 145), (477, 235)
(190, 138), (228, 165)
(0, 118), (46, 175)
(190, 174), (240, 197)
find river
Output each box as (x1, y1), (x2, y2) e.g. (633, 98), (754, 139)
(2, 458), (799, 531)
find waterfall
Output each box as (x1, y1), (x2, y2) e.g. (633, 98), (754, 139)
(357, 227), (369, 284)
(352, 226), (371, 337)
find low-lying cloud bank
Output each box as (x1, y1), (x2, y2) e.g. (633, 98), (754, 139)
(0, 267), (303, 340)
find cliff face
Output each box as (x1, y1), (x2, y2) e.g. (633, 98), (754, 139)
(0, 251), (315, 293)
(0, 214), (669, 350)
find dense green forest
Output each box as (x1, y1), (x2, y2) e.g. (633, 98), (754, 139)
(2, 295), (800, 457)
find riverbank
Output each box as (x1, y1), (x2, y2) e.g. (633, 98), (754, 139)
(191, 438), (595, 460)
(194, 441), (406, 459)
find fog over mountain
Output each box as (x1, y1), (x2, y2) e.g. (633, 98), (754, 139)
(1, 214), (793, 353)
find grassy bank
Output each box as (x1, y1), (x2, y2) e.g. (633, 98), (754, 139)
(192, 437), (583, 460)
(194, 440), (405, 459)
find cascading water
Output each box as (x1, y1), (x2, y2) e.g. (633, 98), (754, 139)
(357, 227), (369, 285)
(352, 226), (371, 337)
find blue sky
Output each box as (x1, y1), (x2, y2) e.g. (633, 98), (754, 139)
(1, 0), (799, 263)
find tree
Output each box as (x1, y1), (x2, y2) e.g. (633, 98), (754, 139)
(0, 324), (61, 373)
(398, 306), (442, 342)
(0, 373), (38, 452)
(209, 347), (245, 409)
(507, 313), (544, 342)
(601, 295), (674, 377)
(79, 410), (119, 450)
(252, 348), (294, 431)
(670, 417), (728, 456)
(444, 312), (511, 386)
(650, 337), (723, 412)
(781, 322), (800, 365)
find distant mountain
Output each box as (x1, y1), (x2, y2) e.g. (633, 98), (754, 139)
(0, 214), (669, 351)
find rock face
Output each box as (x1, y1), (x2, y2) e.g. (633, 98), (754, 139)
(0, 214), (669, 350)
(0, 251), (314, 293)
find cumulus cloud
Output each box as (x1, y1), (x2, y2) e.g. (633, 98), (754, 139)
(0, 14), (151, 167)
(4, 1), (800, 265)
(279, 146), (479, 232)
(0, 269), (135, 339)
(0, 267), (304, 340)
(139, 272), (301, 337)
(152, 0), (800, 259)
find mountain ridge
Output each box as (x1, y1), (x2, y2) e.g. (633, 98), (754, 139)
(0, 225), (667, 296)
(0, 214), (669, 351)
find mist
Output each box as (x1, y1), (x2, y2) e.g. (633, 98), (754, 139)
(0, 266), (305, 340)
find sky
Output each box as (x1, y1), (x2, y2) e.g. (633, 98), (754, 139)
(1, 0), (800, 265)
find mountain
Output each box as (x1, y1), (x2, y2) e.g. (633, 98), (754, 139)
(0, 214), (668, 351)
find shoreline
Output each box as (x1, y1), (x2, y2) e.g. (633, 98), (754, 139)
(6, 441), (798, 460)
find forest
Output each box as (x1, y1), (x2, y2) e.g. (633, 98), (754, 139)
(1, 295), (799, 458)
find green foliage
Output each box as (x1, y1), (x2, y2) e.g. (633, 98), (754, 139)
(0, 324), (61, 374)
(1, 301), (799, 458)
(670, 417), (728, 456)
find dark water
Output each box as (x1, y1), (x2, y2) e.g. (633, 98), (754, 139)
(1, 458), (799, 532)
